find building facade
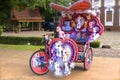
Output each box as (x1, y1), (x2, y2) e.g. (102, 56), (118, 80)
(91, 0), (120, 31)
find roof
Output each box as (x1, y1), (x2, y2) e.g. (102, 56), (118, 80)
(11, 7), (44, 22)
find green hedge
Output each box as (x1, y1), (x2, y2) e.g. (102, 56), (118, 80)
(0, 36), (100, 48)
(0, 36), (44, 45)
(90, 40), (100, 48)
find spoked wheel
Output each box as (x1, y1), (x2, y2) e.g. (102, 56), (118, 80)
(29, 50), (49, 75)
(84, 48), (93, 70)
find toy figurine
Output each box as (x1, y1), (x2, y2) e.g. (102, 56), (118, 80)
(87, 20), (100, 42)
(33, 53), (40, 67)
(64, 62), (71, 75)
(54, 41), (63, 58)
(49, 59), (55, 71)
(62, 49), (69, 62)
(62, 21), (72, 31)
(76, 33), (88, 45)
(54, 62), (63, 77)
(76, 16), (85, 29)
(56, 27), (66, 39)
(45, 34), (51, 45)
(71, 31), (77, 41)
(66, 13), (76, 27)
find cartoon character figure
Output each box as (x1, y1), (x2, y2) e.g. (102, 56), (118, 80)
(76, 33), (88, 45)
(62, 48), (72, 75)
(33, 53), (46, 68)
(54, 41), (64, 67)
(69, 62), (75, 69)
(56, 27), (66, 39)
(64, 62), (71, 75)
(50, 41), (64, 77)
(71, 31), (77, 41)
(62, 49), (69, 62)
(62, 21), (72, 31)
(91, 27), (100, 41)
(45, 34), (51, 45)
(65, 33), (71, 38)
(33, 53), (40, 67)
(54, 41), (63, 58)
(87, 20), (100, 42)
(76, 16), (85, 29)
(49, 59), (55, 71)
(54, 62), (63, 77)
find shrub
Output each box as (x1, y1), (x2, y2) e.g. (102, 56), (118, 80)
(0, 26), (3, 35)
(0, 36), (44, 45)
(0, 36), (101, 48)
(90, 40), (100, 48)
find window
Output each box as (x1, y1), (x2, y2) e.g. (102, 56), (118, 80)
(119, 9), (120, 26)
(92, 0), (101, 8)
(104, 0), (115, 7)
(105, 8), (114, 26)
(119, 0), (120, 6)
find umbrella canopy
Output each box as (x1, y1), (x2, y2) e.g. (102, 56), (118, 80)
(50, 0), (91, 12)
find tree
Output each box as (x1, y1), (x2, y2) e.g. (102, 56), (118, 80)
(25, 0), (73, 22)
(0, 0), (73, 29)
(0, 0), (13, 26)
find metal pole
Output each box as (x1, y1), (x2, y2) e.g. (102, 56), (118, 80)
(54, 0), (58, 38)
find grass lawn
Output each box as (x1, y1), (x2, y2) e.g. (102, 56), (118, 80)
(0, 44), (45, 51)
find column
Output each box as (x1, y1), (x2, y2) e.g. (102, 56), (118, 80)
(113, 0), (119, 26)
(100, 0), (105, 25)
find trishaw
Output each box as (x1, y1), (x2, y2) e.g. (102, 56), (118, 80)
(29, 0), (104, 77)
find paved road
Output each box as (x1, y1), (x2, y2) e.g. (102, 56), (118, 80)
(0, 49), (120, 80)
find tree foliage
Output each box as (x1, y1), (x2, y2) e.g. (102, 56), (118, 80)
(0, 0), (73, 27)
(24, 0), (73, 21)
(0, 0), (13, 26)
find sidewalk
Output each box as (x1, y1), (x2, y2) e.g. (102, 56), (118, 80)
(2, 31), (54, 37)
(98, 31), (120, 49)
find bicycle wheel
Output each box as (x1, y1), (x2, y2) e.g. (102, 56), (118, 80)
(29, 50), (49, 75)
(84, 48), (93, 70)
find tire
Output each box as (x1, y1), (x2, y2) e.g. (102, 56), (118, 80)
(84, 48), (93, 70)
(29, 50), (49, 75)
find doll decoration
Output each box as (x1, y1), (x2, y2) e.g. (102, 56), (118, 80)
(45, 34), (52, 45)
(49, 58), (55, 71)
(33, 53), (46, 68)
(48, 41), (75, 77)
(33, 53), (40, 68)
(70, 31), (77, 41)
(76, 15), (85, 30)
(60, 19), (73, 38)
(54, 61), (63, 77)
(62, 20), (73, 32)
(66, 13), (76, 27)
(87, 18), (102, 42)
(76, 32), (89, 45)
(56, 27), (66, 39)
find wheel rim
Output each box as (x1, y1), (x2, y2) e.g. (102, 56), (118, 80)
(85, 48), (92, 70)
(30, 51), (49, 75)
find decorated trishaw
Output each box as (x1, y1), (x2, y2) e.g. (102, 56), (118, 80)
(29, 0), (104, 77)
